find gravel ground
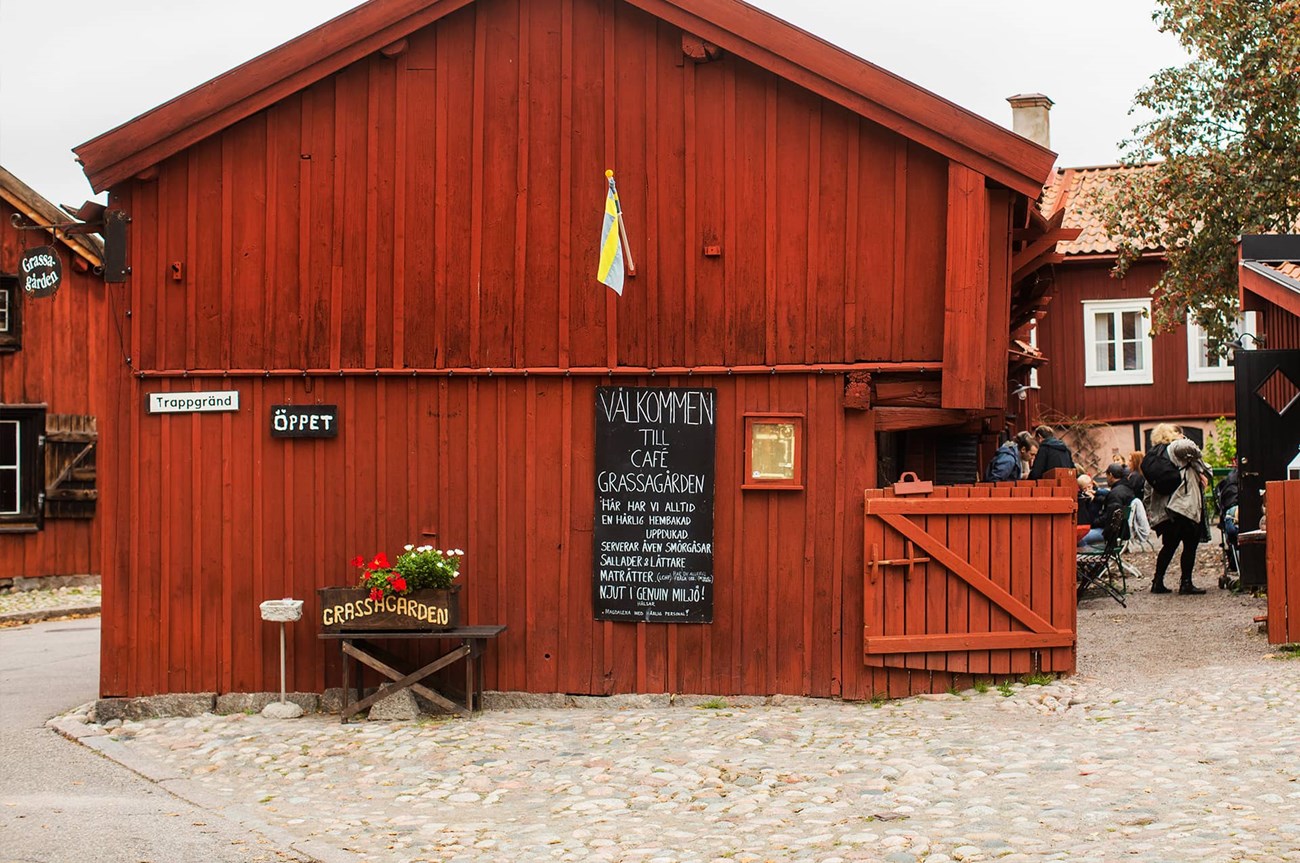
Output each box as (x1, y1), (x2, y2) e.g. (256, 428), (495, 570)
(1076, 539), (1270, 684)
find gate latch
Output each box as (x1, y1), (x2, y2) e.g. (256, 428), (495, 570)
(867, 540), (931, 583)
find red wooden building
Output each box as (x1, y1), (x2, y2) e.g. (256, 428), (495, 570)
(1026, 163), (1250, 467)
(0, 166), (105, 585)
(74, 0), (1062, 701)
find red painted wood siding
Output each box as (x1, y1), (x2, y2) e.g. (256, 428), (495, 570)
(1258, 302), (1300, 350)
(113, 0), (978, 375)
(98, 373), (875, 697)
(1266, 480), (1300, 644)
(0, 199), (106, 580)
(1035, 259), (1235, 423)
(96, 0), (1022, 697)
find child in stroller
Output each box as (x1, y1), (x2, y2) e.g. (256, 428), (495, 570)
(1215, 466), (1240, 589)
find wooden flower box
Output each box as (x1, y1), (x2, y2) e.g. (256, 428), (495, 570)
(318, 585), (461, 632)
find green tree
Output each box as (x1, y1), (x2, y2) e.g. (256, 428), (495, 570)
(1106, 0), (1300, 348)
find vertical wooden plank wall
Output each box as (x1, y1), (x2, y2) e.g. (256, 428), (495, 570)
(96, 0), (1020, 696)
(99, 373), (872, 697)
(1266, 480), (1300, 645)
(0, 198), (107, 581)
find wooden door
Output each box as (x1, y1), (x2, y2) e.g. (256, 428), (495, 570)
(862, 483), (1077, 682)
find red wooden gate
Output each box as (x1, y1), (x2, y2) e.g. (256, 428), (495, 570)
(862, 481), (1077, 694)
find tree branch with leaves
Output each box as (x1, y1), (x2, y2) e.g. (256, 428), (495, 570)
(1105, 0), (1300, 349)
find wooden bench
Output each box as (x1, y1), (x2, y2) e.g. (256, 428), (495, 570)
(318, 625), (506, 721)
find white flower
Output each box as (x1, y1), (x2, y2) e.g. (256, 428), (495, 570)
(453, 549), (465, 556)
(418, 545), (433, 553)
(403, 544), (414, 551)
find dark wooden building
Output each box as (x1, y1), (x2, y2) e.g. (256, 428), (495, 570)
(74, 0), (1057, 700)
(0, 167), (105, 584)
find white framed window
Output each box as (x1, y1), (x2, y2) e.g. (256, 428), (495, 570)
(1083, 299), (1153, 386)
(0, 419), (20, 515)
(0, 406), (44, 529)
(0, 276), (18, 350)
(1187, 311), (1257, 382)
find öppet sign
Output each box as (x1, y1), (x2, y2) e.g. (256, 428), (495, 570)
(146, 390), (240, 414)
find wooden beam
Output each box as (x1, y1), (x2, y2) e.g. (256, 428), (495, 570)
(872, 376), (942, 408)
(941, 164), (989, 409)
(865, 631), (1074, 655)
(873, 407), (971, 432)
(865, 498), (1075, 515)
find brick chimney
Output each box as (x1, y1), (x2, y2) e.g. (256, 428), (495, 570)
(1007, 93), (1053, 148)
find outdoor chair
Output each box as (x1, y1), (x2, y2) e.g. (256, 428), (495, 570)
(1076, 506), (1130, 607)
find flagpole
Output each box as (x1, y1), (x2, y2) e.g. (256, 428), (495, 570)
(607, 169), (636, 277)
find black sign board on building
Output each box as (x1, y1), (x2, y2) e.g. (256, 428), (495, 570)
(271, 405), (338, 438)
(593, 386), (716, 623)
(20, 246), (62, 298)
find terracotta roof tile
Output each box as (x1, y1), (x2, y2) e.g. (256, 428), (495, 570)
(1266, 261), (1300, 281)
(1040, 164), (1161, 257)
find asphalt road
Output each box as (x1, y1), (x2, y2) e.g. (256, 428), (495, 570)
(0, 618), (310, 863)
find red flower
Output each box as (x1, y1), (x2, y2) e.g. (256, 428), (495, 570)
(369, 552), (391, 570)
(391, 576), (407, 592)
(368, 587), (383, 602)
(350, 555), (365, 568)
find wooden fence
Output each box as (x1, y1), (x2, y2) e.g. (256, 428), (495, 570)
(1266, 480), (1300, 644)
(860, 472), (1078, 697)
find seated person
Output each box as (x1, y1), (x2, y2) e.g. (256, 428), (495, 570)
(1076, 474), (1104, 528)
(1079, 464), (1137, 548)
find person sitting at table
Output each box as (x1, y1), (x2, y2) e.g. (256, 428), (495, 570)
(1079, 463), (1136, 548)
(1077, 473), (1104, 529)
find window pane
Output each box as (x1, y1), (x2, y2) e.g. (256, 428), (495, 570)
(0, 289), (8, 332)
(751, 422), (795, 480)
(1121, 311), (1140, 341)
(1123, 340), (1140, 370)
(1094, 313), (1114, 344)
(0, 467), (16, 515)
(0, 421), (17, 467)
(1096, 343), (1114, 372)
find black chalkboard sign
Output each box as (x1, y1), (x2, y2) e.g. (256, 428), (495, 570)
(593, 386), (716, 623)
(20, 246), (62, 298)
(271, 405), (338, 438)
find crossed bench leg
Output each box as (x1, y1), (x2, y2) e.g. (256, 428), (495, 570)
(340, 639), (473, 721)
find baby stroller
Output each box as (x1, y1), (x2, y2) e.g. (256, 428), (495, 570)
(1214, 470), (1240, 590)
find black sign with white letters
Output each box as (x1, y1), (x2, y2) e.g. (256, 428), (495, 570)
(21, 245), (62, 298)
(593, 386), (716, 623)
(271, 405), (338, 438)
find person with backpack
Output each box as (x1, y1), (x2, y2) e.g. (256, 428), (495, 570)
(984, 436), (1021, 482)
(1144, 423), (1211, 595)
(984, 434), (1031, 482)
(1027, 424), (1074, 480)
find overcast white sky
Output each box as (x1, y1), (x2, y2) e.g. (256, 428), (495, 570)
(0, 0), (1188, 209)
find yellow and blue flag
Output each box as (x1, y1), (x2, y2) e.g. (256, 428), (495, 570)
(597, 170), (625, 296)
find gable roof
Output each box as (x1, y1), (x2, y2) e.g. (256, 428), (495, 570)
(1039, 163), (1162, 258)
(1240, 236), (1300, 319)
(74, 0), (1055, 197)
(0, 165), (103, 267)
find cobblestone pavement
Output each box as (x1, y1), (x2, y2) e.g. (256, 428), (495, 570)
(0, 584), (100, 623)
(55, 578), (1300, 863)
